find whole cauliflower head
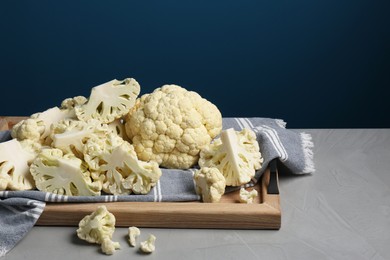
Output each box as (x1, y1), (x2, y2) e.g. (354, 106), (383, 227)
(83, 133), (162, 195)
(125, 85), (222, 169)
(199, 128), (263, 186)
(75, 78), (140, 124)
(193, 167), (226, 203)
(30, 148), (101, 196)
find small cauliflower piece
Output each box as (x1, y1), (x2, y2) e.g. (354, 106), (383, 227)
(77, 205), (120, 255)
(0, 139), (37, 191)
(50, 119), (110, 158)
(11, 106), (75, 145)
(128, 226), (141, 247)
(11, 118), (45, 142)
(140, 234), (156, 253)
(125, 85), (222, 169)
(101, 238), (121, 255)
(60, 96), (88, 110)
(199, 128), (263, 186)
(193, 167), (226, 203)
(239, 188), (258, 204)
(84, 134), (162, 195)
(30, 148), (101, 196)
(75, 78), (140, 124)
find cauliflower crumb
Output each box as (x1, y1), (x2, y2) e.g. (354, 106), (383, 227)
(139, 234), (156, 253)
(128, 226), (141, 247)
(101, 238), (121, 255)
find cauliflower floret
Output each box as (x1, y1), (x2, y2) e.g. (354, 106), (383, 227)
(77, 205), (120, 255)
(30, 148), (101, 196)
(193, 167), (226, 203)
(128, 226), (141, 247)
(11, 106), (75, 145)
(0, 139), (37, 190)
(199, 128), (263, 186)
(101, 238), (121, 255)
(11, 118), (45, 142)
(83, 134), (162, 195)
(239, 188), (258, 204)
(50, 119), (111, 158)
(140, 234), (156, 253)
(60, 96), (88, 110)
(125, 85), (222, 169)
(75, 78), (140, 124)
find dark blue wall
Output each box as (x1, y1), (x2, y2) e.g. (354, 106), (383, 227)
(1, 1), (389, 128)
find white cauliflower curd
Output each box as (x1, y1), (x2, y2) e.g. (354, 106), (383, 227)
(125, 85), (222, 169)
(193, 167), (226, 203)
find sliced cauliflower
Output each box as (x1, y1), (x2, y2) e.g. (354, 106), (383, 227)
(140, 234), (156, 253)
(239, 188), (258, 204)
(30, 148), (101, 196)
(0, 139), (37, 191)
(107, 118), (128, 140)
(75, 78), (140, 124)
(11, 106), (75, 145)
(199, 128), (263, 186)
(193, 167), (226, 203)
(128, 226), (141, 247)
(83, 134), (162, 195)
(125, 85), (222, 169)
(77, 205), (120, 255)
(50, 119), (110, 158)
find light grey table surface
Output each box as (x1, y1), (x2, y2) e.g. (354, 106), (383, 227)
(4, 129), (390, 260)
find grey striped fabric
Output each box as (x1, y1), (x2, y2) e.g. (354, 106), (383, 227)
(0, 117), (314, 257)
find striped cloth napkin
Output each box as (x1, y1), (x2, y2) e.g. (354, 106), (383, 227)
(0, 117), (314, 257)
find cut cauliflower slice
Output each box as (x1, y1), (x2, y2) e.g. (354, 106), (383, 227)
(11, 106), (75, 145)
(84, 134), (162, 195)
(0, 139), (37, 191)
(140, 234), (156, 253)
(77, 205), (120, 255)
(75, 78), (140, 124)
(30, 148), (101, 196)
(199, 128), (263, 186)
(107, 118), (128, 140)
(128, 226), (141, 247)
(193, 167), (226, 203)
(50, 119), (110, 158)
(239, 188), (258, 204)
(125, 85), (222, 169)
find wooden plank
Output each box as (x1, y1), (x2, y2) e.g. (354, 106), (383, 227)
(36, 169), (280, 229)
(0, 116), (27, 131)
(0, 116), (281, 229)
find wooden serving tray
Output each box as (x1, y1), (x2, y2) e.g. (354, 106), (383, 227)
(0, 116), (281, 229)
